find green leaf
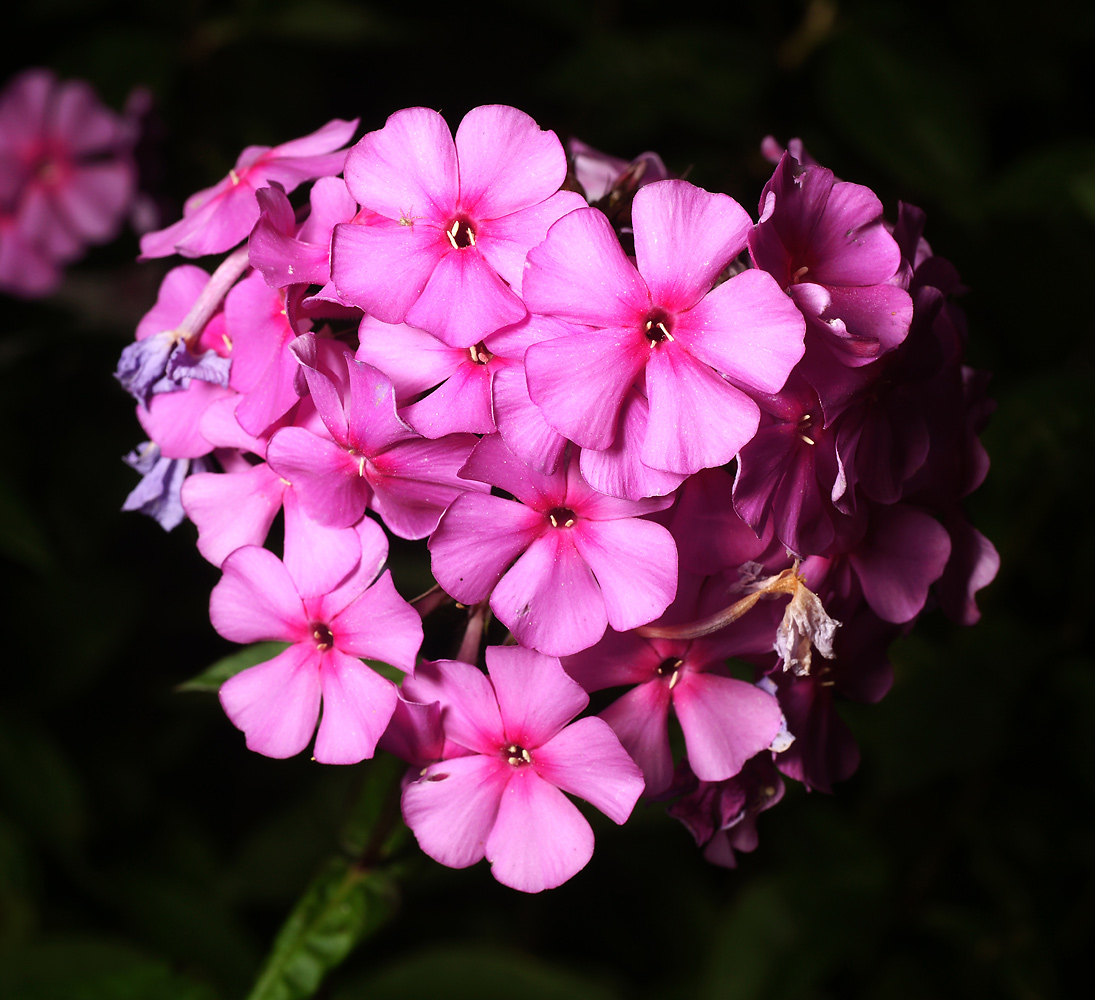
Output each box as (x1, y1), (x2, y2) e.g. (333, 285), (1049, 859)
(246, 857), (395, 1000)
(176, 643), (290, 693)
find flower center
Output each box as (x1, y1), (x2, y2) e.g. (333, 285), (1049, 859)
(546, 506), (577, 528)
(796, 412), (815, 446)
(642, 309), (674, 347)
(446, 218), (476, 249)
(310, 622), (334, 651)
(504, 744), (533, 767)
(468, 342), (493, 365)
(656, 656), (684, 688)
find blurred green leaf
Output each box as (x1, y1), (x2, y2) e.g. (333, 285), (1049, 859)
(177, 643), (290, 693)
(246, 857), (395, 1000)
(0, 937), (217, 1000)
(332, 944), (621, 1000)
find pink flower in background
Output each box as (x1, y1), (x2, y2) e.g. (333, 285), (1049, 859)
(0, 68), (137, 297)
(140, 117), (357, 259)
(400, 646), (644, 893)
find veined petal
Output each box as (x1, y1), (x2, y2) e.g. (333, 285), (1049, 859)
(633, 180), (753, 312)
(210, 545), (305, 643)
(535, 716), (645, 822)
(485, 769), (594, 892)
(313, 650), (398, 764)
(491, 531), (607, 656)
(343, 107), (458, 222)
(218, 643), (320, 758)
(485, 645), (588, 749)
(402, 754), (509, 869)
(643, 344), (760, 474)
(454, 105), (568, 220)
(571, 517), (678, 633)
(673, 673), (783, 783)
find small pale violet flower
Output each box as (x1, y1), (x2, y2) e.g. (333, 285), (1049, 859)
(400, 646), (645, 893)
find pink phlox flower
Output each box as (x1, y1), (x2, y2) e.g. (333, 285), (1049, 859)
(0, 68), (137, 295)
(562, 571), (785, 795)
(523, 179), (806, 489)
(400, 646), (644, 893)
(429, 434), (678, 656)
(249, 177), (357, 289)
(331, 105), (586, 348)
(212, 517), (422, 764)
(667, 754), (785, 868)
(354, 314), (502, 439)
(266, 333), (486, 539)
(749, 152), (913, 372)
(140, 117), (358, 259)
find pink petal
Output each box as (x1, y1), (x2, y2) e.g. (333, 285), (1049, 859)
(137, 381), (231, 459)
(402, 359), (495, 438)
(210, 546), (305, 643)
(429, 492), (546, 604)
(485, 645), (588, 749)
(218, 643), (321, 758)
(355, 317), (466, 401)
(643, 344), (760, 474)
(281, 490), (361, 599)
(633, 180), (752, 312)
(525, 326), (648, 450)
(523, 207), (649, 325)
(673, 673), (783, 783)
(405, 246), (527, 348)
(485, 769), (594, 892)
(571, 517), (678, 633)
(491, 531), (608, 656)
(535, 716), (645, 822)
(266, 426), (368, 528)
(313, 651), (398, 764)
(343, 107), (458, 224)
(328, 570), (422, 672)
(182, 463), (286, 566)
(599, 681), (674, 796)
(675, 268), (806, 394)
(402, 658), (505, 755)
(491, 362), (568, 474)
(402, 754), (509, 869)
(454, 105), (567, 220)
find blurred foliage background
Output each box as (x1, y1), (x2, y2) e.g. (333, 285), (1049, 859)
(1, 0), (1092, 997)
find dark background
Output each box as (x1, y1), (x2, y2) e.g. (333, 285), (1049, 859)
(1, 1), (1092, 997)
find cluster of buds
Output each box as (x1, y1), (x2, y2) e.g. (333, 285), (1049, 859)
(0, 68), (141, 297)
(116, 105), (997, 893)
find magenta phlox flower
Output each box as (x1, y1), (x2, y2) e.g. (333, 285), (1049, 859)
(140, 117), (357, 259)
(430, 434), (678, 655)
(400, 646), (644, 892)
(562, 572), (785, 795)
(523, 179), (806, 487)
(249, 177), (357, 289)
(212, 517), (421, 763)
(664, 467), (774, 577)
(0, 68), (137, 295)
(668, 754), (785, 868)
(749, 153), (912, 371)
(331, 105), (586, 347)
(135, 377), (235, 460)
(266, 333), (485, 538)
(731, 372), (864, 558)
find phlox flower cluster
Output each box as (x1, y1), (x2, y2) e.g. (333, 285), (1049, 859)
(0, 68), (142, 297)
(116, 104), (998, 892)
